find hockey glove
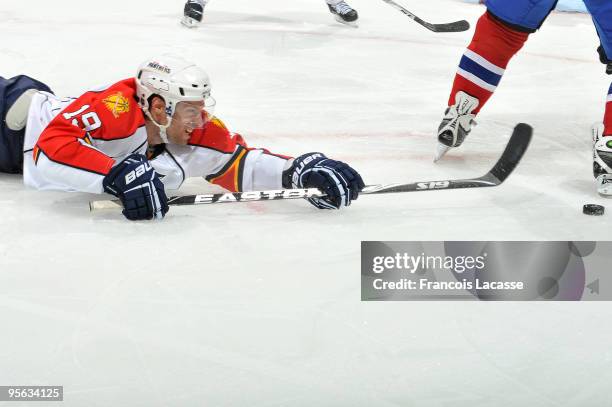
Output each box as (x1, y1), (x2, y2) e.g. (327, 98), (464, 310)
(103, 154), (169, 221)
(283, 152), (365, 209)
(597, 45), (612, 75)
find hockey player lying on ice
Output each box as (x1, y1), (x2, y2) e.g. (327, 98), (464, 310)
(435, 0), (612, 194)
(0, 55), (364, 220)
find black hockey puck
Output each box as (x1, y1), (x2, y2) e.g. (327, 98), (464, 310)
(583, 204), (605, 216)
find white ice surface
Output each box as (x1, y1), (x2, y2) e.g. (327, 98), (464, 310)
(1, 1), (612, 406)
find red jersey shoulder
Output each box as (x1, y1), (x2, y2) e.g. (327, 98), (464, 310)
(34, 79), (143, 176)
(88, 78), (145, 140)
(188, 117), (247, 153)
(48, 78), (144, 141)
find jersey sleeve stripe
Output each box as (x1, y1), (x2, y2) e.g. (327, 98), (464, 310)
(187, 142), (234, 154)
(35, 148), (111, 176)
(206, 145), (248, 191)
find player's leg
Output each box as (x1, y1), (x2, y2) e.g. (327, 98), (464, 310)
(584, 0), (612, 193)
(326, 0), (358, 25)
(592, 118), (612, 195)
(182, 0), (208, 28)
(0, 75), (52, 174)
(584, 0), (612, 64)
(585, 0), (612, 120)
(435, 0), (557, 161)
(603, 81), (612, 136)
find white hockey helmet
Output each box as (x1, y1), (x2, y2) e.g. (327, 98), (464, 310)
(136, 55), (215, 138)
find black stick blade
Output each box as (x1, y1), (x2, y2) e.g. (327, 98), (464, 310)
(426, 19), (470, 33)
(362, 123), (533, 195)
(485, 123), (533, 184)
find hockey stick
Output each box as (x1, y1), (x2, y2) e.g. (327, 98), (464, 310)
(380, 0), (470, 33)
(89, 123), (532, 211)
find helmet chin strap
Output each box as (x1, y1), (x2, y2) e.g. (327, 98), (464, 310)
(145, 111), (172, 144)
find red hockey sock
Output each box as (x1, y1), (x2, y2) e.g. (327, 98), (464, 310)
(605, 83), (612, 136)
(448, 12), (530, 114)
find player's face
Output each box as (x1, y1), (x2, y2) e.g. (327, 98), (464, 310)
(166, 98), (215, 144)
(166, 101), (207, 144)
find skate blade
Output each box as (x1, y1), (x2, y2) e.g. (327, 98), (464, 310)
(598, 189), (612, 197)
(333, 15), (358, 28)
(596, 175), (612, 196)
(181, 16), (201, 28)
(598, 185), (612, 197)
(434, 143), (451, 163)
(592, 122), (605, 145)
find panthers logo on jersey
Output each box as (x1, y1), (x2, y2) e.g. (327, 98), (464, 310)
(103, 92), (131, 118)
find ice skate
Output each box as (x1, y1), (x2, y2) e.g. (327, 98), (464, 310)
(592, 122), (612, 196)
(327, 1), (359, 26)
(435, 91), (479, 162)
(182, 0), (206, 28)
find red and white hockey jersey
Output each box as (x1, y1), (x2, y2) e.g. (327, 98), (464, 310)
(23, 78), (291, 193)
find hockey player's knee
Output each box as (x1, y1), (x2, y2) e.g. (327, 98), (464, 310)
(485, 0), (556, 32)
(5, 89), (37, 131)
(470, 12), (530, 67)
(585, 0), (612, 58)
(486, 11), (535, 34)
(1, 75), (52, 132)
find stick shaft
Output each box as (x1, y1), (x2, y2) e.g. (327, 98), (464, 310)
(380, 0), (470, 33)
(90, 124), (532, 211)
